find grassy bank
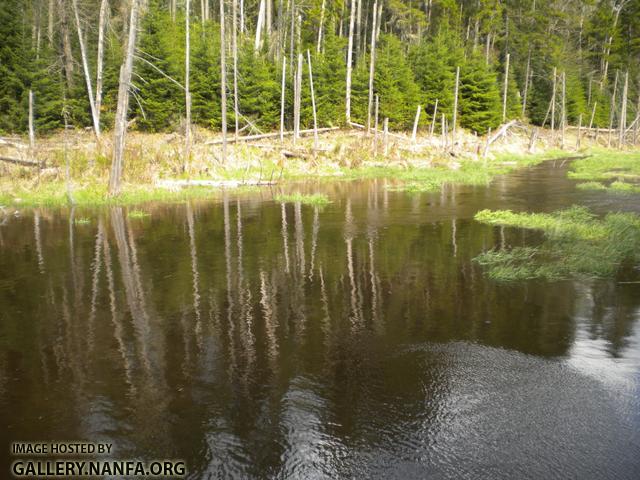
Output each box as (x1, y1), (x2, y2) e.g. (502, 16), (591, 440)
(0, 128), (636, 209)
(474, 206), (640, 281)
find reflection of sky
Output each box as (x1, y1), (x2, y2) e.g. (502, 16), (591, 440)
(567, 283), (640, 390)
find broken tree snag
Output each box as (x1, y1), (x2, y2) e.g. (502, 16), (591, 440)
(411, 105), (421, 144)
(307, 50), (319, 152)
(430, 98), (438, 137)
(528, 127), (538, 153)
(487, 120), (518, 147)
(452, 66), (460, 145)
(383, 118), (389, 156)
(483, 128), (492, 158)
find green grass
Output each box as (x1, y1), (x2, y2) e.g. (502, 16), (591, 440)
(274, 193), (331, 205)
(474, 206), (640, 281)
(73, 217), (91, 225)
(568, 150), (640, 182)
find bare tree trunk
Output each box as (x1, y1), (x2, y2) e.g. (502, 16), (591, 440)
(48, 0), (54, 44)
(551, 67), (556, 141)
(366, 0), (378, 133)
(95, 0), (109, 129)
(255, 0), (265, 51)
(232, 0), (240, 140)
(280, 57), (286, 143)
(185, 0), (192, 170)
(293, 53), (303, 144)
(608, 70), (619, 147)
(240, 0), (245, 34)
(411, 105), (421, 144)
(59, 0), (75, 90)
(307, 50), (318, 152)
(561, 71), (566, 149)
(316, 0), (325, 53)
(71, 0), (100, 138)
(355, 0), (362, 57)
(619, 70), (628, 146)
(502, 53), (510, 123)
(345, 0), (356, 123)
(588, 101), (597, 130)
(430, 98), (438, 136)
(373, 94), (379, 154)
(452, 66), (460, 144)
(576, 113), (582, 150)
(108, 0), (141, 195)
(383, 118), (389, 156)
(220, 0), (228, 163)
(29, 90), (35, 153)
(522, 50), (531, 118)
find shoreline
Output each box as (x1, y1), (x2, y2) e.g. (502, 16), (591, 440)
(1, 125), (638, 209)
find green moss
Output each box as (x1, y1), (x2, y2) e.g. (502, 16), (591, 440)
(274, 193), (331, 205)
(576, 181), (608, 191)
(474, 206), (640, 281)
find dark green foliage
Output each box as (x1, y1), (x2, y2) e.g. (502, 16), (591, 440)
(459, 52), (501, 134)
(0, 0), (27, 133)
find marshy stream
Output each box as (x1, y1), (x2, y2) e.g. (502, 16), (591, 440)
(1, 160), (639, 479)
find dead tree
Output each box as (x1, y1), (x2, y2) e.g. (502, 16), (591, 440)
(71, 0), (100, 138)
(108, 0), (141, 195)
(220, 0), (228, 164)
(366, 0), (379, 133)
(345, 0), (356, 123)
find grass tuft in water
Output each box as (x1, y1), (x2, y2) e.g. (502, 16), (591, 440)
(73, 217), (91, 225)
(128, 209), (150, 219)
(274, 193), (331, 205)
(474, 206), (640, 281)
(576, 180), (640, 194)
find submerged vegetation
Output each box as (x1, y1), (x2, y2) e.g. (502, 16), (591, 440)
(474, 206), (640, 281)
(274, 193), (331, 206)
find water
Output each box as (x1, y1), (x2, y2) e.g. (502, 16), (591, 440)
(1, 160), (639, 479)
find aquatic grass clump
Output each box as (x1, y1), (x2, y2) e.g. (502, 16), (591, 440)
(474, 206), (640, 281)
(128, 209), (150, 219)
(274, 193), (331, 205)
(576, 180), (640, 194)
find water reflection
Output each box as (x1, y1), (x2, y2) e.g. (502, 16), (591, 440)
(1, 162), (639, 477)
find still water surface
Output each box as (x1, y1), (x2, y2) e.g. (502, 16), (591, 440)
(1, 160), (639, 479)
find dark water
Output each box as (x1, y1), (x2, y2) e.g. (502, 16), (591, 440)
(1, 160), (640, 479)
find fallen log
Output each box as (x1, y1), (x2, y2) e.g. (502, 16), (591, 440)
(0, 156), (42, 167)
(347, 121), (408, 141)
(155, 178), (276, 190)
(204, 126), (339, 145)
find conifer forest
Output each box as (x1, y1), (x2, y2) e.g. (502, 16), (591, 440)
(2, 0), (639, 138)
